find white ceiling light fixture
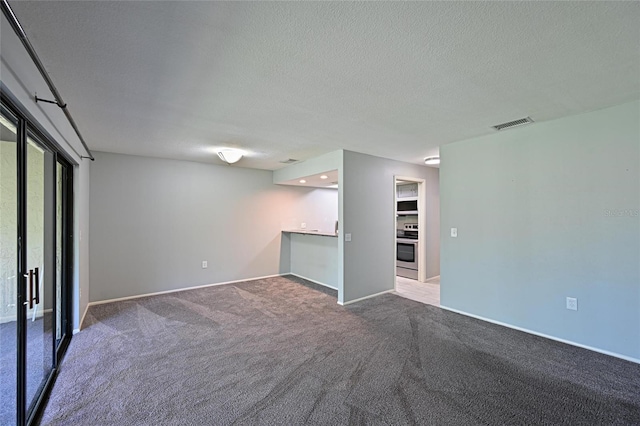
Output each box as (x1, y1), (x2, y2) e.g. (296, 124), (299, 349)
(320, 175), (328, 179)
(217, 149), (243, 164)
(424, 156), (440, 166)
(299, 179), (306, 184)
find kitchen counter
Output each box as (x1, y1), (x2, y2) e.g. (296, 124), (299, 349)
(282, 229), (338, 237)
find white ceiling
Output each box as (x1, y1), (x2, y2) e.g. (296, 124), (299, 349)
(8, 1), (640, 170)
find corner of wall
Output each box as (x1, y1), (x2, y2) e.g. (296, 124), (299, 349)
(73, 159), (90, 331)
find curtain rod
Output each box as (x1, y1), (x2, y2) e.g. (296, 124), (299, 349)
(1, 0), (95, 161)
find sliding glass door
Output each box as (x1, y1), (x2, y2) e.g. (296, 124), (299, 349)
(1, 96), (74, 426)
(24, 133), (56, 421)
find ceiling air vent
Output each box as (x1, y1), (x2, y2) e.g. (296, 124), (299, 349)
(492, 117), (534, 131)
(279, 158), (299, 164)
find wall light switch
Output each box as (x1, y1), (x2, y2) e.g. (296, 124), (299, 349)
(345, 233), (352, 242)
(451, 228), (458, 238)
(301, 223), (307, 229)
(566, 297), (577, 311)
(202, 261), (208, 269)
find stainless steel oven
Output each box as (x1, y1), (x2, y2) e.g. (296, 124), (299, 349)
(396, 224), (418, 279)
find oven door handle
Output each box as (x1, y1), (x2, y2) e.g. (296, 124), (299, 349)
(397, 239), (419, 244)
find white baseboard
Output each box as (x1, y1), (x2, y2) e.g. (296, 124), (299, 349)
(289, 273), (337, 291)
(439, 305), (640, 365)
(87, 274), (285, 308)
(73, 303), (90, 334)
(338, 289), (395, 306)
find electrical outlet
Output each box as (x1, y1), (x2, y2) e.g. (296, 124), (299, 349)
(202, 261), (208, 269)
(301, 222), (307, 229)
(566, 297), (577, 311)
(451, 227), (458, 238)
(345, 233), (352, 242)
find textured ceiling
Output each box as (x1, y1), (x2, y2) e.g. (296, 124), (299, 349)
(7, 1), (640, 170)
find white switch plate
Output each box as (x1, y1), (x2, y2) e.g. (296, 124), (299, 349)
(301, 222), (307, 229)
(451, 228), (458, 238)
(202, 261), (208, 269)
(345, 233), (352, 242)
(566, 297), (577, 311)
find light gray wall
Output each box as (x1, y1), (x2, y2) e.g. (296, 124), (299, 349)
(289, 234), (339, 289)
(440, 100), (640, 361)
(341, 150), (440, 303)
(89, 152), (338, 302)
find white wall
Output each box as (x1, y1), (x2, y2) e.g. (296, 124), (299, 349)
(341, 150), (440, 303)
(89, 152), (339, 302)
(1, 12), (91, 331)
(440, 100), (640, 361)
(281, 188), (338, 234)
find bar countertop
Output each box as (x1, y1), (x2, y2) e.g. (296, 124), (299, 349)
(282, 229), (338, 237)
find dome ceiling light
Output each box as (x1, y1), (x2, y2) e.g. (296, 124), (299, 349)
(217, 149), (243, 164)
(424, 156), (440, 166)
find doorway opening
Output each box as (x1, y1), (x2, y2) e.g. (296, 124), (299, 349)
(393, 176), (440, 307)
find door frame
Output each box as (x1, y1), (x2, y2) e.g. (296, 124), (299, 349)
(394, 176), (427, 287)
(56, 156), (74, 360)
(2, 86), (75, 426)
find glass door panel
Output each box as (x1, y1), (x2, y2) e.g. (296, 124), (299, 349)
(0, 106), (19, 426)
(24, 134), (55, 418)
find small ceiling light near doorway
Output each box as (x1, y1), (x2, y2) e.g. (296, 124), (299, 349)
(424, 156), (440, 166)
(217, 149), (243, 164)
(299, 179), (307, 184)
(320, 175), (328, 180)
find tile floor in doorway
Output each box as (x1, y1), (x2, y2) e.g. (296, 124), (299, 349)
(393, 275), (440, 307)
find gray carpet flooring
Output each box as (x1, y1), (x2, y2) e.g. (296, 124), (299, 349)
(38, 276), (640, 425)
